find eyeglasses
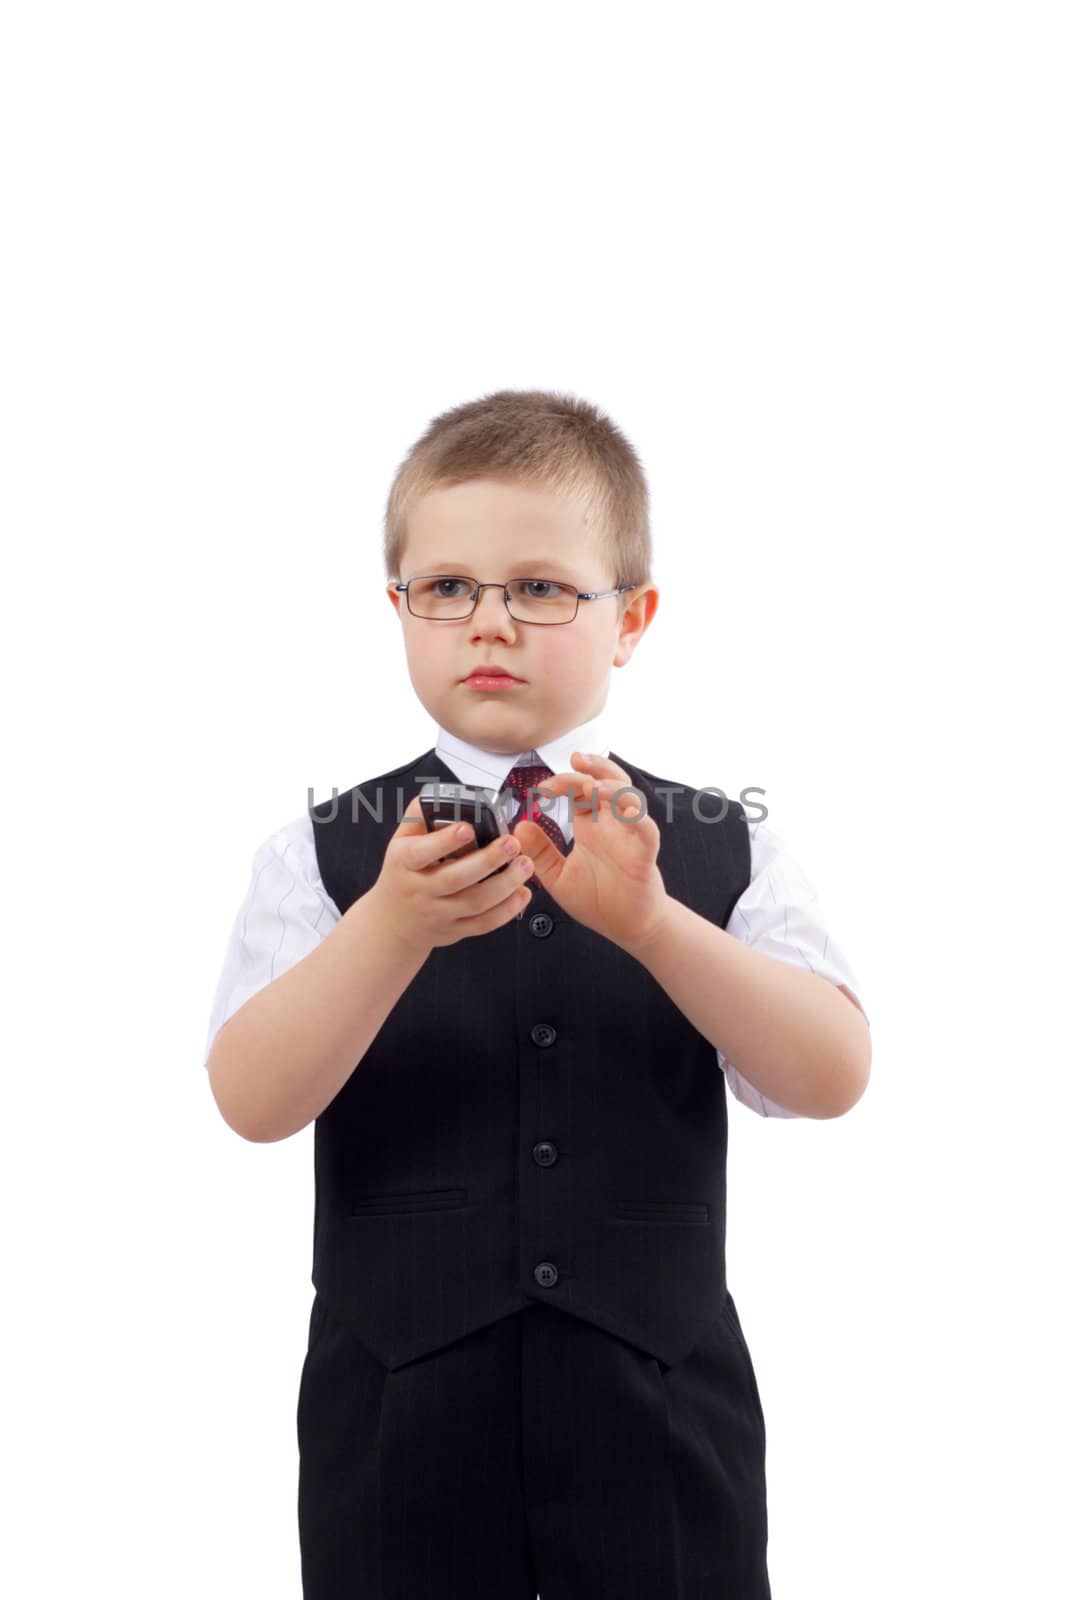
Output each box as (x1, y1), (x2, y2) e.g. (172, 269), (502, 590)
(395, 574), (637, 626)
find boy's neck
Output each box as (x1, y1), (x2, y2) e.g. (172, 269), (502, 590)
(434, 710), (611, 787)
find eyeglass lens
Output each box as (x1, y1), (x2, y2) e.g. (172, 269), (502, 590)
(406, 575), (579, 624)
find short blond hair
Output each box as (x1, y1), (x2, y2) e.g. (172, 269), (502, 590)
(383, 388), (652, 595)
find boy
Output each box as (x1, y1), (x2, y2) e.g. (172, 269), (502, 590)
(205, 388), (871, 1598)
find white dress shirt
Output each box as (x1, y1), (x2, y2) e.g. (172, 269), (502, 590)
(203, 711), (869, 1118)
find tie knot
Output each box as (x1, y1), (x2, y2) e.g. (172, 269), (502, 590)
(501, 762), (554, 806)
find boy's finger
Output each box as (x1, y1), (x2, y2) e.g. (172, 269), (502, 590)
(512, 818), (562, 863)
(395, 794), (477, 866)
(395, 794), (429, 828)
(511, 819), (566, 884)
(570, 751), (633, 786)
(559, 775), (645, 820)
(535, 771), (595, 814)
(536, 774), (646, 826)
(412, 819), (478, 867)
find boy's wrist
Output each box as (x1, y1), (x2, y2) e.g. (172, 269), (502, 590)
(351, 885), (433, 966)
(615, 895), (686, 963)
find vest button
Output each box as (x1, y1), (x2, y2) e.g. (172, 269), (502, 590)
(532, 1141), (558, 1167)
(533, 1260), (559, 1288)
(529, 912), (554, 938)
(530, 1022), (557, 1048)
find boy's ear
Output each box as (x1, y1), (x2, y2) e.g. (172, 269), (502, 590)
(620, 584), (659, 635)
(386, 582), (403, 615)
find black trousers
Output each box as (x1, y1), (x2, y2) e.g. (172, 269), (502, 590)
(297, 1291), (772, 1599)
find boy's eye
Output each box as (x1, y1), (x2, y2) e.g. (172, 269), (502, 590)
(432, 577), (476, 599)
(517, 580), (563, 600)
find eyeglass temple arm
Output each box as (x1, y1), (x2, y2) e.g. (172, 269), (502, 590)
(394, 582), (637, 598)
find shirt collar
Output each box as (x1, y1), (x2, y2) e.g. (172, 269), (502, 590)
(434, 710), (611, 793)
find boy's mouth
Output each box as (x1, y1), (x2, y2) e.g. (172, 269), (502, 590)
(462, 667), (526, 690)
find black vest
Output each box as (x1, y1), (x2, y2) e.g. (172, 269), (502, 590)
(309, 747), (751, 1371)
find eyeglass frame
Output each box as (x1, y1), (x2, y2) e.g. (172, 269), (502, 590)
(393, 573), (637, 625)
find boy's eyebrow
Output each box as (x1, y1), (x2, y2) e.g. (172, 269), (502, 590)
(420, 559), (585, 582)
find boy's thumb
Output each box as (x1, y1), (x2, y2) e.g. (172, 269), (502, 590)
(395, 793), (429, 832)
(512, 819), (559, 872)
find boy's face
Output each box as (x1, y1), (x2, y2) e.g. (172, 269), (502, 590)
(385, 477), (658, 754)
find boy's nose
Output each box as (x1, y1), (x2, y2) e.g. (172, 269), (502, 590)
(467, 585), (518, 637)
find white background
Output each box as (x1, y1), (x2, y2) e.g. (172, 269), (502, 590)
(3, 3), (1064, 1595)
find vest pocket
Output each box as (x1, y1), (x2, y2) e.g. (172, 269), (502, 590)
(348, 1186), (469, 1216)
(610, 1199), (710, 1225)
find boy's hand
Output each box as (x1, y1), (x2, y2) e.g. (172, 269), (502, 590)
(512, 753), (672, 951)
(366, 793), (538, 955)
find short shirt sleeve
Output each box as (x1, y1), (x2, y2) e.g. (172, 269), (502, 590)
(718, 818), (870, 1118)
(202, 814), (341, 1068)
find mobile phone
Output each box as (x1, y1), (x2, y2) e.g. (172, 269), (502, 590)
(418, 782), (514, 875)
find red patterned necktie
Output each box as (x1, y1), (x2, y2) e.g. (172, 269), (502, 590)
(501, 762), (566, 892)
